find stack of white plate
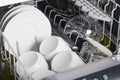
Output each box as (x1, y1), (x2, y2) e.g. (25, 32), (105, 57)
(1, 5), (52, 56)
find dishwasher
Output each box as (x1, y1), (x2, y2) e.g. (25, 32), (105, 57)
(0, 0), (120, 80)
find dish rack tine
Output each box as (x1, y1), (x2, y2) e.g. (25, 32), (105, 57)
(100, 0), (110, 41)
(63, 24), (71, 33)
(9, 52), (13, 74)
(105, 2), (117, 48)
(11, 57), (16, 75)
(78, 41), (88, 53)
(53, 14), (59, 25)
(0, 39), (6, 60)
(97, 0), (101, 7)
(48, 10), (56, 20)
(16, 41), (20, 56)
(44, 5), (49, 14)
(75, 34), (85, 49)
(69, 30), (79, 38)
(1, 47), (6, 60)
(46, 6), (72, 19)
(75, 35), (83, 45)
(44, 5), (52, 15)
(100, 22), (105, 41)
(34, 36), (39, 52)
(59, 19), (67, 29)
(53, 10), (70, 19)
(4, 45), (9, 61)
(115, 17), (120, 54)
(1, 35), (8, 60)
(53, 14), (63, 25)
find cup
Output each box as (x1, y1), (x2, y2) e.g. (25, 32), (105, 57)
(39, 36), (71, 60)
(32, 69), (55, 80)
(17, 38), (38, 56)
(16, 51), (48, 76)
(51, 51), (85, 72)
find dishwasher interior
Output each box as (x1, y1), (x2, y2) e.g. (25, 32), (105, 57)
(0, 0), (120, 80)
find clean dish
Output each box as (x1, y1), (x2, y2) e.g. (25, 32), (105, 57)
(39, 36), (71, 61)
(4, 7), (51, 55)
(0, 5), (30, 29)
(16, 51), (48, 77)
(4, 17), (38, 55)
(32, 70), (55, 80)
(0, 5), (18, 28)
(2, 5), (39, 55)
(86, 36), (112, 57)
(1, 5), (38, 31)
(51, 51), (85, 72)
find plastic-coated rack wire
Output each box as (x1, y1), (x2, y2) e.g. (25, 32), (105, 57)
(0, 31), (34, 80)
(81, 0), (120, 54)
(89, 0), (120, 54)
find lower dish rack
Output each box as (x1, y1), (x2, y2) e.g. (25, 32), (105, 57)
(1, 29), (120, 80)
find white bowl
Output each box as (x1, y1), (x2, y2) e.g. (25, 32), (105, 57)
(32, 70), (55, 80)
(39, 36), (72, 61)
(51, 51), (85, 72)
(16, 51), (48, 76)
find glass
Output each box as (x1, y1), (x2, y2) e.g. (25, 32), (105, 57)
(64, 14), (103, 41)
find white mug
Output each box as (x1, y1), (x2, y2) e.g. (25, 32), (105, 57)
(51, 51), (85, 72)
(17, 38), (38, 56)
(39, 36), (72, 61)
(16, 51), (48, 76)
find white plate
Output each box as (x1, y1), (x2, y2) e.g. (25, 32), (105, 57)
(1, 5), (36, 31)
(0, 5), (26, 29)
(0, 5), (19, 28)
(4, 7), (51, 56)
(0, 5), (30, 29)
(86, 37), (112, 57)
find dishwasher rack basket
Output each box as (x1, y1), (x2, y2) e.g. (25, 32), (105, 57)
(0, 0), (120, 80)
(87, 0), (120, 54)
